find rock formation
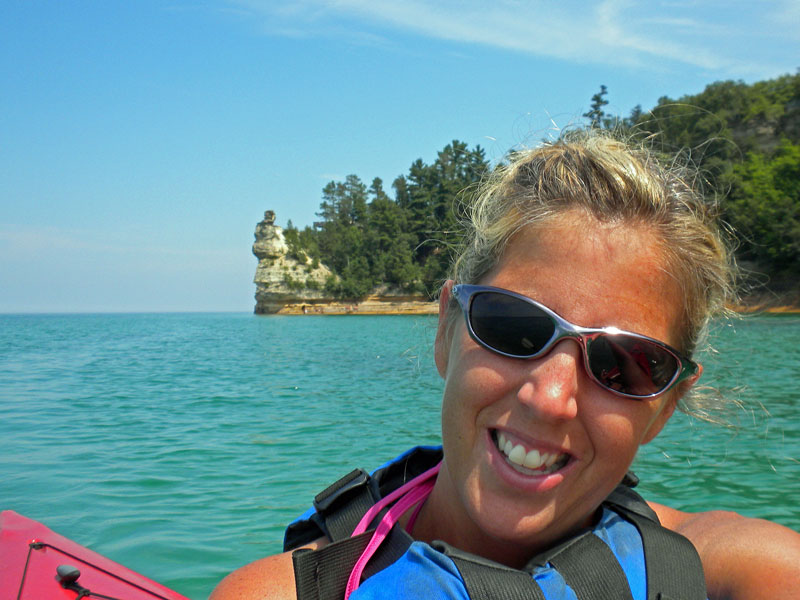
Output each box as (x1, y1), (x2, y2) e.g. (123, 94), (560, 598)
(253, 211), (333, 314)
(252, 211), (438, 315)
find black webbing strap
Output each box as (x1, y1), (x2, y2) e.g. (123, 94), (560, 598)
(361, 527), (415, 580)
(605, 484), (660, 522)
(293, 528), (414, 600)
(312, 468), (376, 541)
(293, 532), (372, 600)
(547, 532), (634, 600)
(287, 449), (445, 552)
(433, 541), (547, 600)
(603, 482), (706, 600)
(621, 511), (707, 600)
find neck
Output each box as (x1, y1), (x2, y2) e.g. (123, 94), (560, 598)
(408, 466), (533, 568)
(408, 461), (600, 569)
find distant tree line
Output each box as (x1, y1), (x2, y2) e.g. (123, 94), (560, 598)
(590, 74), (800, 283)
(284, 141), (489, 298)
(286, 72), (799, 299)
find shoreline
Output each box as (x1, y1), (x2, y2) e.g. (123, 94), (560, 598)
(730, 305), (800, 315)
(258, 299), (800, 316)
(257, 297), (439, 315)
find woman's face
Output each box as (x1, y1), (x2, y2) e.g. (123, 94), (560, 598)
(433, 212), (694, 557)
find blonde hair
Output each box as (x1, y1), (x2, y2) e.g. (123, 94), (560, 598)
(449, 130), (737, 417)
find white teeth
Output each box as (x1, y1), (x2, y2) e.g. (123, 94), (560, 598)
(508, 444), (526, 465)
(495, 430), (566, 474)
(523, 448), (542, 469)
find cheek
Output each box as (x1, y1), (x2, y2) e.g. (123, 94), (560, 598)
(585, 400), (669, 463)
(444, 353), (514, 412)
(582, 412), (644, 483)
(440, 347), (516, 442)
(592, 414), (638, 450)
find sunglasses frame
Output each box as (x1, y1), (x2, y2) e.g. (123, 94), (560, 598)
(451, 284), (699, 399)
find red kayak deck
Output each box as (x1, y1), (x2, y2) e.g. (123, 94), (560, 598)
(0, 510), (190, 600)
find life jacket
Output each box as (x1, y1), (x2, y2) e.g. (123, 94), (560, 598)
(284, 446), (706, 600)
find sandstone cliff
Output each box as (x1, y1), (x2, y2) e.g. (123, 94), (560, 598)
(252, 211), (438, 315)
(253, 211), (334, 314)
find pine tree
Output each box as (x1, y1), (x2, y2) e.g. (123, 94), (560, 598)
(584, 85), (609, 128)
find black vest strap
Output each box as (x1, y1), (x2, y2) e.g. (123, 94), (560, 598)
(312, 468), (376, 542)
(433, 541), (546, 600)
(293, 532), (373, 600)
(605, 484), (659, 522)
(293, 528), (414, 600)
(619, 510), (707, 600)
(285, 448), (444, 551)
(439, 529), (634, 600)
(605, 485), (707, 600)
(547, 531), (634, 600)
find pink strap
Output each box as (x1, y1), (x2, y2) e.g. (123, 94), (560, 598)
(350, 461), (441, 537)
(405, 495), (426, 534)
(343, 462), (440, 599)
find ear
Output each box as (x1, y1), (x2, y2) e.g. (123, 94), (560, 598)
(670, 362), (704, 415)
(434, 280), (455, 379)
(680, 362), (703, 395)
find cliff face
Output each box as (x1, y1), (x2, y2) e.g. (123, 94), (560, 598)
(253, 211), (334, 314)
(253, 211), (438, 315)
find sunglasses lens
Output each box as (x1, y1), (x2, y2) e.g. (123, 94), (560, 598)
(587, 335), (679, 397)
(469, 292), (555, 357)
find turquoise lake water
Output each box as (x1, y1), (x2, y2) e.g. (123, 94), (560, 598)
(1, 313), (798, 599)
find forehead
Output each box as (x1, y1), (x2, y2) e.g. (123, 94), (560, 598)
(481, 212), (684, 346)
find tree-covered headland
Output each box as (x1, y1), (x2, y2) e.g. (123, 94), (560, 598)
(285, 72), (800, 302)
(284, 140), (489, 298)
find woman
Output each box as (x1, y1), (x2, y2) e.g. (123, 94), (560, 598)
(212, 132), (800, 600)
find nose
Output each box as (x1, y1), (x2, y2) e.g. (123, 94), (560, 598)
(515, 339), (580, 421)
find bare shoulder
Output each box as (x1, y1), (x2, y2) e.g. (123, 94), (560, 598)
(650, 502), (800, 600)
(209, 551), (296, 600)
(210, 539), (328, 600)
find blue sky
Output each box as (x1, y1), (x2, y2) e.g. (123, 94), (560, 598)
(2, 0), (798, 312)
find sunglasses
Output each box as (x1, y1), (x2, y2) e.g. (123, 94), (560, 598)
(451, 284), (699, 399)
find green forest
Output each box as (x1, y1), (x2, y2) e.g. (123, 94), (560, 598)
(284, 72), (800, 300)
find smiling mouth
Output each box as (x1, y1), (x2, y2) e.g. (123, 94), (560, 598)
(491, 430), (571, 475)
